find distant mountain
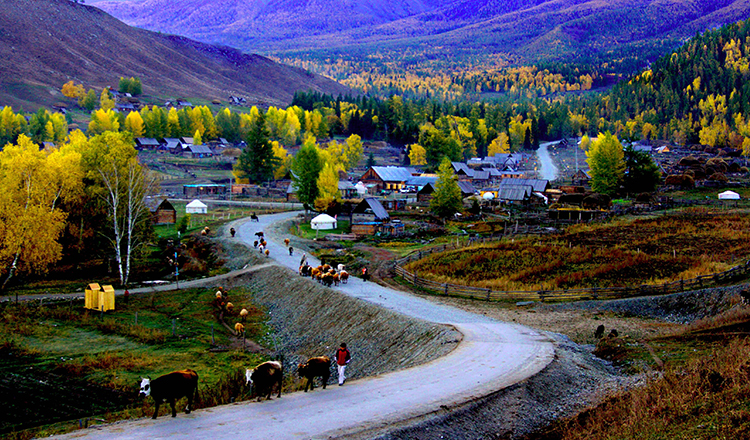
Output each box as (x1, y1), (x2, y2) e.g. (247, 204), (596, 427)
(0, 0), (349, 110)
(94, 0), (750, 70)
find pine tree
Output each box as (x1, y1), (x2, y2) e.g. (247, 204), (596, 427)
(234, 113), (278, 183)
(430, 157), (463, 220)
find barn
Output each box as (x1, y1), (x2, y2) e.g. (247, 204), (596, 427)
(147, 199), (177, 225)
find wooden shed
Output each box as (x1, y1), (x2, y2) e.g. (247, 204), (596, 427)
(148, 199), (177, 225)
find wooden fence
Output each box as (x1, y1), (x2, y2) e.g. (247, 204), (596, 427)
(394, 242), (750, 303)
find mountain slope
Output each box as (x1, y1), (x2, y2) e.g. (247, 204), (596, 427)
(93, 0), (750, 71)
(0, 0), (350, 110)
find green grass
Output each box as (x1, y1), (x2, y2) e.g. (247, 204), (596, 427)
(294, 220), (351, 239)
(0, 287), (270, 437)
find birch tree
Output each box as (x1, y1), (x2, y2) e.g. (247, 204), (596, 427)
(82, 131), (156, 285)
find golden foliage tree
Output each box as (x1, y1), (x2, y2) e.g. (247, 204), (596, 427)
(409, 143), (427, 166)
(124, 111), (145, 137)
(315, 162), (341, 211)
(488, 133), (510, 156)
(88, 109), (120, 135)
(586, 132), (625, 196)
(100, 88), (116, 111)
(0, 135), (82, 291)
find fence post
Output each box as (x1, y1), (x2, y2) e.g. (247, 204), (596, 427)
(444, 283), (449, 295)
(414, 271), (418, 286)
(486, 288), (491, 301)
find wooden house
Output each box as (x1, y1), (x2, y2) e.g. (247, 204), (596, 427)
(351, 197), (390, 235)
(571, 170), (590, 186)
(147, 199), (177, 225)
(135, 138), (161, 150)
(359, 166), (415, 193)
(183, 183), (227, 198)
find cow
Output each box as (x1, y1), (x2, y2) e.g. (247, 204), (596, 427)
(594, 324), (605, 339)
(246, 361), (282, 401)
(298, 356), (331, 392)
(250, 213), (259, 222)
(340, 270), (349, 284)
(139, 369), (199, 419)
(255, 231), (264, 238)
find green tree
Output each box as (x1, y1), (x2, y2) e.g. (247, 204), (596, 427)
(366, 152), (376, 168)
(623, 145), (662, 194)
(291, 137), (323, 209)
(430, 157), (463, 219)
(234, 113), (278, 183)
(586, 132), (626, 196)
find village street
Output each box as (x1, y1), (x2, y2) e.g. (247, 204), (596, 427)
(52, 211), (556, 440)
(536, 141), (560, 181)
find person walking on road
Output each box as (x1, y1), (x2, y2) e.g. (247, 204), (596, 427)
(362, 267), (369, 282)
(300, 253), (307, 267)
(336, 342), (351, 386)
(289, 246), (294, 256)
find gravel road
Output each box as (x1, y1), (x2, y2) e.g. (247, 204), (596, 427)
(52, 211), (557, 440)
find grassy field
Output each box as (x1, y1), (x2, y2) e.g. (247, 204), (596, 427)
(536, 307), (750, 440)
(405, 208), (750, 291)
(0, 287), (270, 438)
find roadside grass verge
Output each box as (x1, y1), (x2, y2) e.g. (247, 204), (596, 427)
(0, 287), (269, 438)
(535, 308), (750, 440)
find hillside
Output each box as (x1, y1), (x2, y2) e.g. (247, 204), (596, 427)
(94, 0), (750, 72)
(0, 0), (350, 110)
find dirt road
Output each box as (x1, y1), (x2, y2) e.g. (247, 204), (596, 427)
(536, 141), (560, 181)
(54, 211), (555, 440)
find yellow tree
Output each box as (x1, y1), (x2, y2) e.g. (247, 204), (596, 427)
(315, 162), (341, 211)
(124, 111), (145, 137)
(271, 141), (292, 179)
(579, 134), (592, 152)
(0, 135), (82, 292)
(80, 131), (156, 285)
(409, 143), (427, 166)
(89, 109), (120, 135)
(344, 134), (364, 170)
(167, 107), (181, 137)
(586, 132), (625, 196)
(194, 129), (203, 145)
(488, 133), (510, 156)
(100, 88), (116, 111)
(61, 80), (85, 100)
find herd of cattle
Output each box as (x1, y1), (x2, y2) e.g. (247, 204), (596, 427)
(299, 263), (349, 287)
(139, 356), (333, 419)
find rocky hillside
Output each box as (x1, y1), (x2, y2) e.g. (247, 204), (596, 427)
(0, 0), (350, 109)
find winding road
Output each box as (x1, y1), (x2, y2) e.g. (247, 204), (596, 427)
(54, 211), (556, 440)
(536, 141), (560, 181)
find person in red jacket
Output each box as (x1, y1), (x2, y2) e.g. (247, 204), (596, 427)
(335, 342), (351, 386)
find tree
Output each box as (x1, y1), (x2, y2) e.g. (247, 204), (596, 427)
(291, 137), (323, 209)
(80, 89), (98, 111)
(623, 145), (662, 194)
(366, 152), (376, 168)
(193, 129), (203, 146)
(315, 162), (341, 211)
(271, 141), (292, 179)
(430, 157), (463, 219)
(62, 80), (85, 100)
(88, 109), (120, 135)
(586, 132), (626, 196)
(100, 88), (116, 111)
(80, 131), (156, 286)
(124, 112), (145, 137)
(487, 133), (510, 156)
(234, 113), (278, 183)
(0, 135), (82, 292)
(344, 134), (363, 169)
(409, 143), (427, 166)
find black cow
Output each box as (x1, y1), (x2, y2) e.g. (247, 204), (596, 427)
(594, 324), (605, 339)
(246, 361), (282, 401)
(139, 369), (199, 419)
(298, 356), (331, 392)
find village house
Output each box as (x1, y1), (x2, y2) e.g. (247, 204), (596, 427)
(183, 183), (227, 198)
(135, 138), (162, 150)
(146, 199), (177, 225)
(418, 181), (477, 203)
(359, 166), (417, 193)
(185, 144), (213, 158)
(351, 197), (394, 235)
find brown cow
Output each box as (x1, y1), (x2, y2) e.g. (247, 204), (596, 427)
(139, 369), (199, 419)
(246, 361), (282, 401)
(298, 356), (331, 392)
